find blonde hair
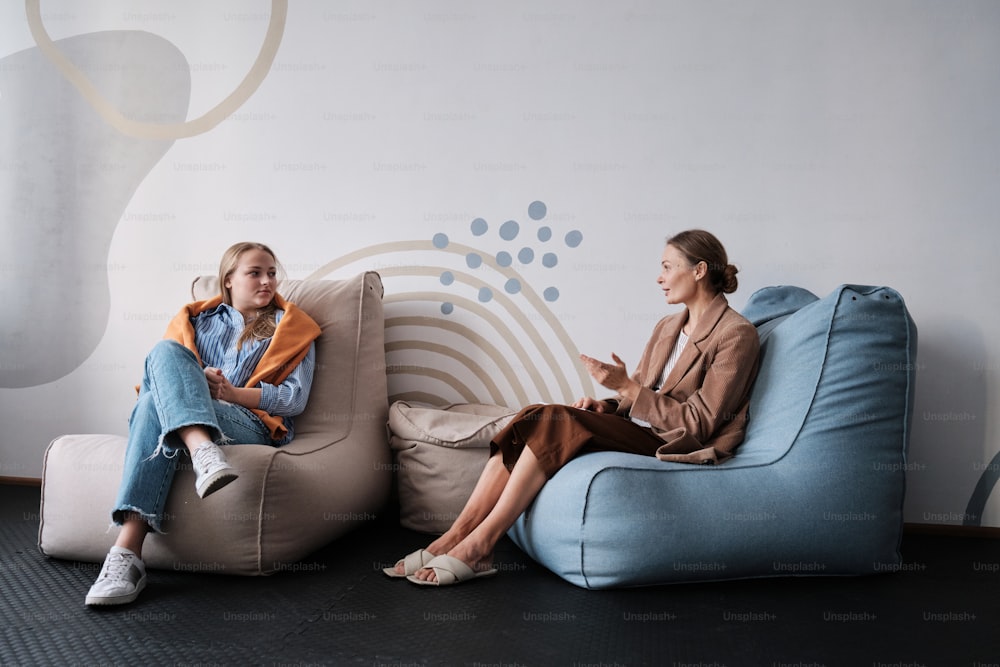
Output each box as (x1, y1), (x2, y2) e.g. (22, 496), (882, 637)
(217, 242), (283, 348)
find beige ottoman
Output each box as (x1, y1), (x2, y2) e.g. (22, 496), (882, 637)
(388, 401), (516, 534)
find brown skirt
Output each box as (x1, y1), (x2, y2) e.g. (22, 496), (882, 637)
(490, 403), (665, 478)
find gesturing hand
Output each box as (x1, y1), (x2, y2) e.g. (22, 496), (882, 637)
(579, 353), (631, 393)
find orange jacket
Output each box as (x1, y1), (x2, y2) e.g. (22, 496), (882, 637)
(162, 292), (322, 440)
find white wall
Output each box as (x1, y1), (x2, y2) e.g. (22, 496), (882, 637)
(1, 1), (998, 527)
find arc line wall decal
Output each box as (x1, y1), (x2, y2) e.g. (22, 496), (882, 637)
(380, 265), (576, 401)
(308, 239), (596, 403)
(383, 314), (529, 407)
(384, 288), (561, 401)
(391, 366), (481, 405)
(385, 340), (507, 406)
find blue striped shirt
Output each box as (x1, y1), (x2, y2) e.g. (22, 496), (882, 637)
(192, 303), (315, 443)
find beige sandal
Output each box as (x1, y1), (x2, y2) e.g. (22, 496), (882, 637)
(406, 554), (498, 587)
(383, 549), (436, 578)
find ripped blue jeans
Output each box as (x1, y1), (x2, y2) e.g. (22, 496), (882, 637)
(112, 340), (273, 533)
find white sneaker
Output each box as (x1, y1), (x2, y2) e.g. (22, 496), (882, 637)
(191, 441), (238, 498)
(85, 546), (146, 606)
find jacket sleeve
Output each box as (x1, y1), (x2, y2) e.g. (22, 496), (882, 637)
(625, 318), (759, 445)
(257, 342), (316, 417)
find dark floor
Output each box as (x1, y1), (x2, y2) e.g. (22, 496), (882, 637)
(1, 483), (997, 666)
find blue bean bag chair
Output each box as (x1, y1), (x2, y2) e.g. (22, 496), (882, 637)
(507, 284), (918, 588)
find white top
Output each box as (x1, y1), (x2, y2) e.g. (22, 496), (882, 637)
(656, 330), (689, 391)
(631, 330), (688, 428)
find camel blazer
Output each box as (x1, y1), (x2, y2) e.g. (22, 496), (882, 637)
(611, 293), (760, 464)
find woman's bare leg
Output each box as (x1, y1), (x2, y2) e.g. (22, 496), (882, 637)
(394, 452), (511, 575)
(413, 445), (548, 582)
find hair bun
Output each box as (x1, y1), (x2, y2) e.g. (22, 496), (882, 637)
(721, 264), (739, 294)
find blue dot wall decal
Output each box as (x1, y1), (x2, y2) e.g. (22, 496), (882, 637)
(431, 200), (578, 314)
(499, 220), (520, 241)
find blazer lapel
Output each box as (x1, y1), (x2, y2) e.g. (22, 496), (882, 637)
(644, 311), (686, 389)
(658, 294), (730, 394)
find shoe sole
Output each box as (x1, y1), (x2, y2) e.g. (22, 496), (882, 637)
(196, 470), (238, 498)
(85, 578), (146, 606)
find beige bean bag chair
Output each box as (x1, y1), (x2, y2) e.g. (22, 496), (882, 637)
(38, 271), (391, 575)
